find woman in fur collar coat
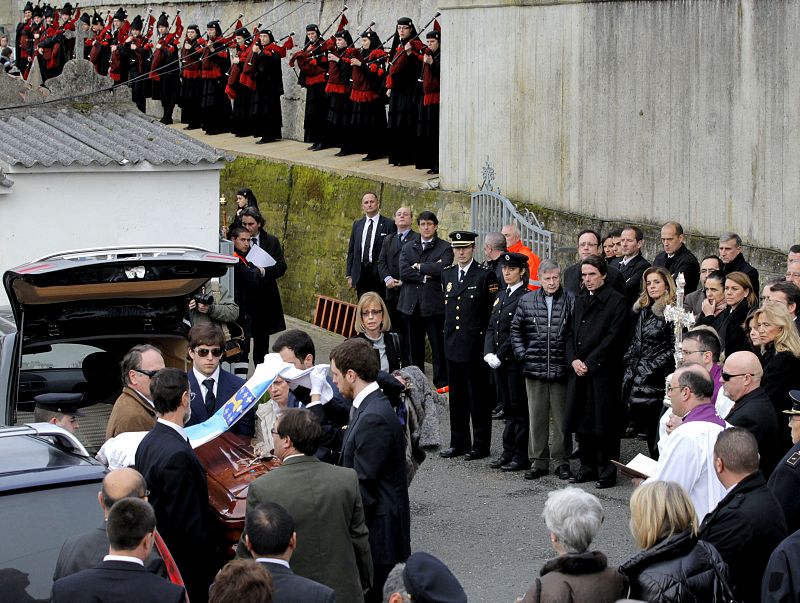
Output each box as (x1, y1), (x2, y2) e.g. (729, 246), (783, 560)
(623, 266), (677, 458)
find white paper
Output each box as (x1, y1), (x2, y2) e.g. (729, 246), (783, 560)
(627, 453), (658, 478)
(247, 244), (276, 268)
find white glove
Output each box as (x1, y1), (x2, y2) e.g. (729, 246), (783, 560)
(483, 353), (501, 369)
(310, 365), (329, 397)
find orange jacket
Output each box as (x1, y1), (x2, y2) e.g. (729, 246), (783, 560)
(508, 240), (541, 290)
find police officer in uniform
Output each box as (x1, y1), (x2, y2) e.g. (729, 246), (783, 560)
(439, 231), (499, 460)
(33, 393), (85, 434)
(484, 252), (531, 472)
(768, 389), (800, 535)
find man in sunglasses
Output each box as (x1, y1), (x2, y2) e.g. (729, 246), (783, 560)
(185, 323), (255, 437)
(106, 344), (165, 439)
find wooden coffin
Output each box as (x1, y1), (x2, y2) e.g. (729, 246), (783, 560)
(195, 432), (281, 556)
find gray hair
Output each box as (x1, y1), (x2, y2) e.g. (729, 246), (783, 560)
(719, 232), (742, 247)
(539, 259), (560, 275)
(542, 487), (604, 553)
(382, 563), (407, 602)
(484, 232), (506, 251)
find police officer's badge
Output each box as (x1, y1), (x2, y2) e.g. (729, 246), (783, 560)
(446, 282), (453, 292)
(488, 283), (499, 294)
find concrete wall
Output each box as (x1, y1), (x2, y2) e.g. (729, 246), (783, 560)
(440, 0), (800, 252)
(0, 164), (221, 306)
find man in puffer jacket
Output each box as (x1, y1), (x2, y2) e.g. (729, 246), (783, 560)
(510, 258), (575, 481)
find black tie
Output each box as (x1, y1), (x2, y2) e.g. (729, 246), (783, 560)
(251, 237), (258, 247)
(422, 241), (430, 251)
(203, 378), (216, 415)
(507, 287), (512, 297)
(459, 269), (465, 282)
(349, 404), (358, 425)
(362, 219), (373, 264)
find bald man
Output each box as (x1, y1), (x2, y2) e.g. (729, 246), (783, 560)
(722, 352), (780, 476)
(53, 468), (166, 580)
(501, 224), (540, 290)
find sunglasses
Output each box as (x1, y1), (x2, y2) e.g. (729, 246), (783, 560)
(721, 372), (752, 381)
(134, 368), (158, 378)
(194, 347), (224, 358)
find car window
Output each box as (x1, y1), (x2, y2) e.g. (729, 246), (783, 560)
(0, 480), (103, 601)
(21, 343), (104, 371)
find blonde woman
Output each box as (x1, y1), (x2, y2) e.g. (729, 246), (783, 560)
(354, 292), (408, 372)
(753, 304), (800, 448)
(620, 481), (729, 602)
(622, 267), (676, 457)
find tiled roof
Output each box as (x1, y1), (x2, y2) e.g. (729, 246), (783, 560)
(0, 109), (225, 168)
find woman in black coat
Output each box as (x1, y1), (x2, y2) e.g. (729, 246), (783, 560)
(620, 481), (731, 603)
(698, 271), (755, 357)
(623, 267), (676, 458)
(226, 188), (258, 235)
(355, 292), (407, 372)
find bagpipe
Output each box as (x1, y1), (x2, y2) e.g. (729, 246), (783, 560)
(87, 10), (111, 66)
(149, 11), (182, 81)
(108, 18), (131, 81)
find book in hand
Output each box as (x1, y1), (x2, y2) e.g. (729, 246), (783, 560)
(612, 453), (658, 480)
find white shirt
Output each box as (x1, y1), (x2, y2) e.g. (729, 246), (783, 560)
(132, 388), (155, 408)
(256, 558), (290, 569)
(104, 554), (144, 566)
(457, 259), (474, 280)
(647, 419), (727, 521)
(507, 281), (525, 295)
(157, 417), (188, 441)
(361, 215), (380, 263)
(194, 366), (221, 399)
(352, 381), (380, 411)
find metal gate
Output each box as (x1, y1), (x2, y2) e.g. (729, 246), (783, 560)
(470, 190), (553, 259)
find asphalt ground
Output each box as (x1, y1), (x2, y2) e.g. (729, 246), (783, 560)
(277, 317), (643, 601)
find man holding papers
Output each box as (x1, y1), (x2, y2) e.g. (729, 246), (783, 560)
(238, 207), (287, 365)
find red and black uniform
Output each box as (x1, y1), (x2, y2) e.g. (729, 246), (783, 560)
(326, 31), (354, 154)
(15, 4), (33, 75)
(24, 12), (47, 79)
(251, 31), (288, 143)
(289, 25), (332, 149)
(200, 22), (232, 135)
(60, 4), (79, 61)
(178, 27), (204, 130)
(149, 13), (181, 125)
(346, 31), (388, 160)
(386, 20), (425, 166)
(107, 17), (131, 84)
(227, 31), (255, 137)
(121, 15), (153, 113)
(37, 15), (68, 81)
(88, 12), (113, 76)
(416, 32), (440, 173)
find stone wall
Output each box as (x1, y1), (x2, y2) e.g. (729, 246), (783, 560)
(440, 0), (800, 252)
(221, 155), (788, 321)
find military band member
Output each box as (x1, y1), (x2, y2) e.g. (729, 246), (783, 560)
(201, 20), (232, 135)
(346, 29), (388, 161)
(386, 17), (424, 167)
(327, 30), (354, 155)
(15, 2), (34, 75)
(289, 24), (331, 150)
(439, 231), (499, 460)
(416, 29), (440, 174)
(179, 24), (204, 130)
(251, 29), (286, 144)
(107, 8), (129, 84)
(485, 252), (531, 472)
(148, 12), (181, 125)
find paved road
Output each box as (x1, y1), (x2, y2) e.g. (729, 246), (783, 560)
(277, 317), (643, 601)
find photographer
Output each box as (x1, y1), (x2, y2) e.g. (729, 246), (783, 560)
(187, 279), (240, 331)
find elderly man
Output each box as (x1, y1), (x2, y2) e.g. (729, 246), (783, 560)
(106, 345), (164, 439)
(699, 428), (787, 603)
(511, 259), (574, 480)
(721, 351), (780, 477)
(54, 468), (165, 580)
(482, 231), (507, 281)
(237, 409), (372, 602)
(787, 259), (800, 288)
(610, 226), (651, 309)
(645, 364), (727, 520)
(719, 232), (760, 294)
(378, 206), (419, 340)
(562, 229), (625, 296)
(653, 221), (700, 293)
(684, 255), (722, 317)
(382, 552), (466, 603)
(767, 390), (800, 535)
(501, 224), (540, 289)
(51, 499), (185, 603)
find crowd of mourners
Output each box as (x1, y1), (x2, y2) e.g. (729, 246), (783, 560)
(9, 5), (441, 173)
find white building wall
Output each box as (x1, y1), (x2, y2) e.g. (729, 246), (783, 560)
(439, 0), (800, 251)
(0, 164), (222, 306)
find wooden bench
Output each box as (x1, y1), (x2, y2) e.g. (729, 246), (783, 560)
(313, 295), (357, 338)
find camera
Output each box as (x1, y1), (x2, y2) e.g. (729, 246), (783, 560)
(193, 292), (214, 306)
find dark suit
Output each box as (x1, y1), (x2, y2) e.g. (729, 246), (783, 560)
(722, 251), (760, 297)
(699, 472), (787, 603)
(378, 229), (420, 341)
(398, 235), (454, 387)
(442, 261), (498, 454)
(562, 262), (626, 297)
(135, 421), (216, 603)
(725, 387), (780, 478)
(340, 388), (410, 603)
(54, 523), (166, 581)
(610, 254), (651, 309)
(485, 284), (530, 464)
(51, 559), (184, 603)
(768, 441), (800, 535)
(257, 561), (336, 603)
(237, 455), (373, 602)
(653, 244), (700, 293)
(346, 214), (397, 298)
(186, 368), (255, 437)
(252, 229), (288, 363)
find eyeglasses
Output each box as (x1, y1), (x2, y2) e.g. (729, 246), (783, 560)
(666, 385), (687, 393)
(680, 349), (708, 356)
(722, 372), (753, 381)
(270, 428), (280, 436)
(361, 309), (383, 317)
(134, 368), (158, 378)
(194, 347), (224, 357)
